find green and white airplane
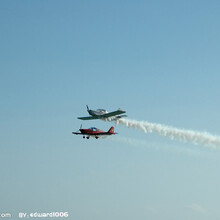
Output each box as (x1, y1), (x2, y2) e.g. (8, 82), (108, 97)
(78, 105), (127, 121)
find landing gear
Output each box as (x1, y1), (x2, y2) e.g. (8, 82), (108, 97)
(83, 136), (85, 139)
(86, 136), (90, 139)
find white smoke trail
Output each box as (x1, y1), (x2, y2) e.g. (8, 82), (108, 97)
(116, 118), (220, 148)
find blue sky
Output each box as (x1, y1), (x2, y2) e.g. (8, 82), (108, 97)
(1, 1), (220, 219)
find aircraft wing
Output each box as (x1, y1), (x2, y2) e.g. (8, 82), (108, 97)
(72, 132), (82, 135)
(101, 110), (126, 118)
(77, 115), (100, 120)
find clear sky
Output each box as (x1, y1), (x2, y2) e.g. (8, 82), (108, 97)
(1, 1), (220, 219)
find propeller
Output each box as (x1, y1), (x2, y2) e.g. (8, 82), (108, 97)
(76, 124), (82, 132)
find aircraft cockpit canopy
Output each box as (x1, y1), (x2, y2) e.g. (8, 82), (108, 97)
(97, 109), (108, 113)
(89, 127), (100, 131)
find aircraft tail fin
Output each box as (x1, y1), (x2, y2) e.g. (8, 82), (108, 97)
(86, 105), (89, 111)
(108, 126), (115, 134)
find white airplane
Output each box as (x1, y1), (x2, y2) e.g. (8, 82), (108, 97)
(77, 105), (127, 121)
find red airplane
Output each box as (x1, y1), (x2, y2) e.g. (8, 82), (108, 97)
(72, 126), (117, 139)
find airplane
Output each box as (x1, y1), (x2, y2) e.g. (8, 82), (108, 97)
(72, 125), (118, 139)
(77, 105), (127, 121)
